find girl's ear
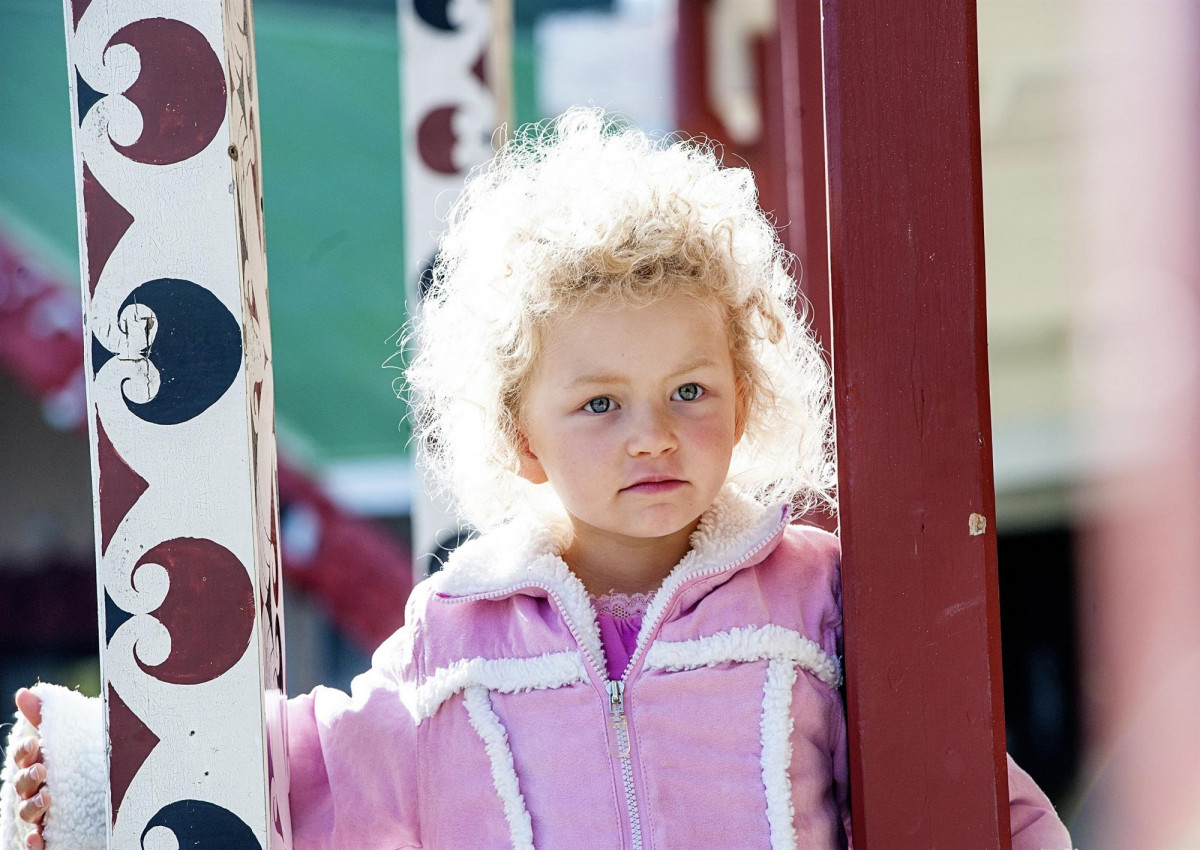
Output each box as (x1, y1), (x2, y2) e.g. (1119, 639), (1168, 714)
(516, 432), (549, 485)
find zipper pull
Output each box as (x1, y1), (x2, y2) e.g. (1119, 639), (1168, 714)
(606, 680), (630, 758)
(606, 679), (625, 717)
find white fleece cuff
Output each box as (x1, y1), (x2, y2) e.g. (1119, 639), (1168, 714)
(1, 684), (106, 850)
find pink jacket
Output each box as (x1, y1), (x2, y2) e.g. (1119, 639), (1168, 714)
(286, 491), (1071, 849)
(0, 491), (1070, 849)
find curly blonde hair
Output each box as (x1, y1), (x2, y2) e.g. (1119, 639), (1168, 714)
(406, 109), (835, 529)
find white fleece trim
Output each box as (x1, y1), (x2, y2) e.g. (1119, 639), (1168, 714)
(401, 651), (587, 723)
(634, 492), (786, 667)
(1, 684), (106, 850)
(643, 624), (842, 688)
(430, 520), (608, 682)
(432, 487), (788, 679)
(463, 687), (534, 850)
(761, 660), (798, 850)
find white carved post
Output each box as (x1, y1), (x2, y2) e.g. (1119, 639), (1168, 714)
(62, 0), (289, 846)
(397, 0), (508, 576)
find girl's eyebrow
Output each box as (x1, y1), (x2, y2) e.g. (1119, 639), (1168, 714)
(565, 357), (720, 389)
(566, 372), (626, 389)
(665, 356), (720, 380)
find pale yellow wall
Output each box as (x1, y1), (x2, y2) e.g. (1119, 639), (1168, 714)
(977, 0), (1082, 529)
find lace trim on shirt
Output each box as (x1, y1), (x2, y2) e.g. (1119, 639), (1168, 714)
(591, 590), (655, 619)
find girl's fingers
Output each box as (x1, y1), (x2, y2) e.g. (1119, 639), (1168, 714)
(13, 692), (48, 847)
(12, 736), (41, 770)
(15, 690), (42, 729)
(17, 788), (50, 825)
(13, 763), (46, 799)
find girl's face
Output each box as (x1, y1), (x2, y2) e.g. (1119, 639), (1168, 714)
(518, 292), (744, 569)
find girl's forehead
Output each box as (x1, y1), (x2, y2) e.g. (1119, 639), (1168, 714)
(536, 294), (733, 378)
(545, 291), (725, 334)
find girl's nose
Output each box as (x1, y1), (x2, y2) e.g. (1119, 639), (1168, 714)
(627, 407), (678, 456)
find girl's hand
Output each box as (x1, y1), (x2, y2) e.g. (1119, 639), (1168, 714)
(12, 688), (48, 850)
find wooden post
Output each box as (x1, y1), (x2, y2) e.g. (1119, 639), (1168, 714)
(766, 0), (829, 353)
(822, 2), (1011, 847)
(674, 0), (830, 351)
(397, 0), (506, 575)
(62, 0), (289, 845)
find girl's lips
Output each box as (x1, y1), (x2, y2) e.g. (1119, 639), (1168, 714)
(621, 479), (686, 494)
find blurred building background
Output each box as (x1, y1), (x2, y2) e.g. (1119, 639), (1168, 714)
(5, 0), (1189, 841)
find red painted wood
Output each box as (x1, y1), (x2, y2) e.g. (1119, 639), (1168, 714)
(674, 0), (830, 354)
(761, 0), (830, 354)
(674, 2), (755, 168)
(821, 2), (1010, 847)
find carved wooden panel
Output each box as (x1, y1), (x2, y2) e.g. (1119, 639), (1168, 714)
(62, 0), (289, 845)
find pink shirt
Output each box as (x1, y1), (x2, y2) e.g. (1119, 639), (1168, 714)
(592, 590), (655, 680)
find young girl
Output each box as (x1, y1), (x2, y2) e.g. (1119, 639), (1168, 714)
(4, 110), (1070, 849)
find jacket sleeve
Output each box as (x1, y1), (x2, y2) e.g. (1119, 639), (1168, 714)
(823, 547), (853, 849)
(825, 739), (1072, 849)
(1, 683), (106, 850)
(287, 625), (421, 849)
(822, 538), (1070, 849)
(1, 626), (422, 850)
(1008, 753), (1071, 850)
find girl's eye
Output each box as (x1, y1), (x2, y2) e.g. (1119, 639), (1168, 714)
(583, 397), (612, 414)
(673, 383), (704, 402)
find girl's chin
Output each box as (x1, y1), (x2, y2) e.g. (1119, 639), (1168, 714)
(567, 510), (699, 544)
(617, 510), (704, 543)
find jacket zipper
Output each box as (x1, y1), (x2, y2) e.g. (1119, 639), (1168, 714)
(448, 583), (645, 847)
(606, 679), (642, 849)
(598, 513), (788, 850)
(444, 507), (790, 850)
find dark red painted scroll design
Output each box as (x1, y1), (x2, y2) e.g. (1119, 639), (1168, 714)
(470, 50), (488, 87)
(108, 684), (161, 825)
(107, 19), (227, 165)
(70, 0), (92, 30)
(141, 799), (260, 849)
(96, 415), (149, 555)
(133, 538), (255, 685)
(82, 162), (134, 298)
(417, 105), (462, 175)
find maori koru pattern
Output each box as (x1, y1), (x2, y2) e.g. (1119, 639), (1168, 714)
(66, 0), (285, 846)
(404, 0), (496, 298)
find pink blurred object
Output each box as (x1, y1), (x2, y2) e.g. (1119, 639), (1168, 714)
(1074, 1), (1200, 845)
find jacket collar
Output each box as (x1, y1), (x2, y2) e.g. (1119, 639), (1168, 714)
(431, 487), (791, 678)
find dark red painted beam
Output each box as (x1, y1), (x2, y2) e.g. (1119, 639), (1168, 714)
(674, 0), (830, 354)
(762, 0), (830, 353)
(822, 2), (1010, 847)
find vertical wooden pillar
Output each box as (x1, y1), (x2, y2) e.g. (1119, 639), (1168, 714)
(62, 0), (289, 845)
(822, 2), (1010, 847)
(763, 0), (830, 352)
(397, 0), (505, 574)
(674, 0), (830, 352)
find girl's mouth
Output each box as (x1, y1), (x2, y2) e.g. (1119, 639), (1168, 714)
(621, 479), (686, 494)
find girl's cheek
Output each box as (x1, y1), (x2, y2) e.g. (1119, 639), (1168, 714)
(689, 409), (738, 441)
